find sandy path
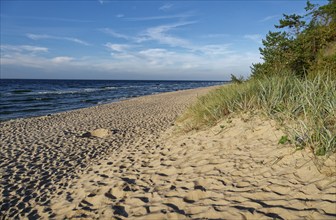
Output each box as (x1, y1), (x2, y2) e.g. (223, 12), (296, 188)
(51, 115), (336, 219)
(0, 86), (215, 219)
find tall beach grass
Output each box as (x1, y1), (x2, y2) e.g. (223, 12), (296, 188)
(180, 72), (336, 155)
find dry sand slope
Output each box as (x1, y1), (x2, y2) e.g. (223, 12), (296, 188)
(51, 116), (336, 219)
(0, 86), (215, 219)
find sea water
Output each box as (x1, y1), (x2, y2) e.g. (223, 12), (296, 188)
(0, 79), (227, 121)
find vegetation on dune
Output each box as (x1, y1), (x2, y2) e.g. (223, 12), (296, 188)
(181, 74), (335, 155)
(181, 0), (336, 155)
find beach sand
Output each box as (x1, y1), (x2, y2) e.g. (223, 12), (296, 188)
(1, 86), (335, 219)
(0, 86), (215, 219)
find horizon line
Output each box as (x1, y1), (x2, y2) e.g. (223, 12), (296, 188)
(1, 78), (230, 82)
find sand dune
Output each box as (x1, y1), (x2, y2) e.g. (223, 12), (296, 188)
(1, 86), (335, 219)
(51, 115), (336, 219)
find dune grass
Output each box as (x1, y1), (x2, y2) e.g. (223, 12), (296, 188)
(179, 73), (336, 156)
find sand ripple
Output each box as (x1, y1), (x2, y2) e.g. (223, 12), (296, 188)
(51, 115), (336, 219)
(0, 87), (214, 219)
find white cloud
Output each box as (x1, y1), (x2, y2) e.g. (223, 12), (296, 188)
(51, 56), (74, 64)
(98, 0), (104, 5)
(244, 34), (263, 44)
(2, 14), (93, 23)
(26, 34), (90, 46)
(101, 21), (196, 49)
(104, 43), (132, 52)
(1, 53), (49, 68)
(2, 24), (262, 80)
(139, 21), (196, 48)
(69, 38), (89, 46)
(1, 46), (261, 79)
(100, 28), (131, 40)
(197, 44), (233, 55)
(1, 45), (78, 69)
(139, 48), (169, 57)
(201, 34), (230, 38)
(116, 14), (124, 18)
(260, 15), (279, 22)
(1, 44), (48, 53)
(159, 3), (173, 11)
(125, 12), (194, 21)
(137, 48), (174, 66)
(101, 44), (259, 76)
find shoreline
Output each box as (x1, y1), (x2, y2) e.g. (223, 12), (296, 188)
(1, 85), (222, 123)
(0, 85), (218, 219)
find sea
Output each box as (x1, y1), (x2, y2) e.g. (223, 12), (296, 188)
(0, 79), (227, 121)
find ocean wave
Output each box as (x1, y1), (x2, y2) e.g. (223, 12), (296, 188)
(3, 85), (143, 97)
(1, 80), (227, 121)
(10, 89), (33, 94)
(7, 97), (54, 102)
(36, 86), (124, 95)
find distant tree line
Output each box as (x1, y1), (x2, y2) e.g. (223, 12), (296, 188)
(251, 0), (336, 78)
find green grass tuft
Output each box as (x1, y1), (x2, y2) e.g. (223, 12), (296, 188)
(278, 136), (290, 145)
(180, 72), (336, 155)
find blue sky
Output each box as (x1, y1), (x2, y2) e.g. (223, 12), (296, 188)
(0, 0), (326, 80)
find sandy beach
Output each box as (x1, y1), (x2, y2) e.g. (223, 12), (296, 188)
(0, 86), (215, 219)
(1, 86), (335, 219)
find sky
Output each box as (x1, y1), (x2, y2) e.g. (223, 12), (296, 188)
(0, 0), (326, 80)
